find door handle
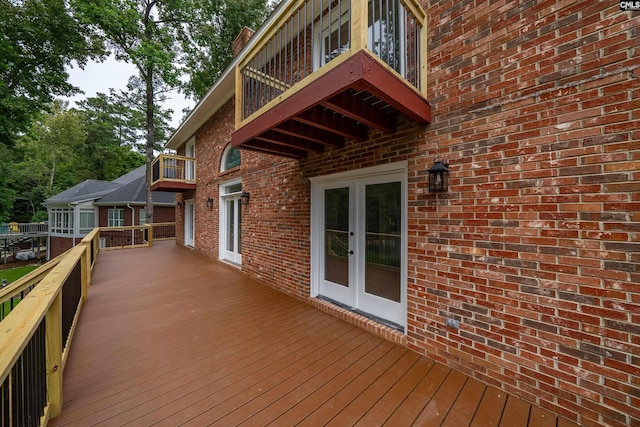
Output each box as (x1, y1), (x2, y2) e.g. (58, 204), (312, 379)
(349, 250), (354, 255)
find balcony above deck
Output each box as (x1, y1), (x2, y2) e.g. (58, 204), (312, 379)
(232, 50), (431, 159)
(150, 154), (197, 192)
(231, 0), (431, 159)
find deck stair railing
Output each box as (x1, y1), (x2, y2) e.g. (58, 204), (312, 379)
(237, 0), (425, 125)
(0, 223), (174, 426)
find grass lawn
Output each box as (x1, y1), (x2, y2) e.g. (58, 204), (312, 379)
(1, 265), (38, 317)
(1, 265), (38, 285)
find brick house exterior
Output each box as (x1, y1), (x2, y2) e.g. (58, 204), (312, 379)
(45, 166), (176, 258)
(162, 2), (639, 425)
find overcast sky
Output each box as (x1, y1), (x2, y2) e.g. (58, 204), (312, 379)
(65, 56), (195, 129)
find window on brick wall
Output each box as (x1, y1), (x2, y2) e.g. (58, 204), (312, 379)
(221, 144), (241, 172)
(108, 209), (124, 227)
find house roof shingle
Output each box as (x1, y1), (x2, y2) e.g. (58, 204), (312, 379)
(44, 166), (176, 207)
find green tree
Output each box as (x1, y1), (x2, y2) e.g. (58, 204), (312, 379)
(180, 0), (272, 99)
(75, 92), (149, 181)
(0, 145), (16, 222)
(71, 0), (191, 223)
(12, 101), (87, 220)
(0, 0), (103, 147)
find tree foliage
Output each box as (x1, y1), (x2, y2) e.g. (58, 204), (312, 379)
(180, 0), (272, 99)
(6, 100), (145, 222)
(71, 0), (191, 222)
(0, 0), (103, 147)
(70, 0), (271, 222)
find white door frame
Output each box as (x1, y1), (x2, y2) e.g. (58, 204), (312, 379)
(184, 199), (195, 247)
(185, 138), (195, 181)
(311, 162), (407, 329)
(219, 179), (243, 264)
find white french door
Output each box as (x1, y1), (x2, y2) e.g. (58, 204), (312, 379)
(312, 164), (406, 328)
(219, 180), (243, 264)
(184, 199), (195, 247)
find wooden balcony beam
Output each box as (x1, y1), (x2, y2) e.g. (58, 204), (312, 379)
(241, 139), (307, 159)
(294, 106), (369, 142)
(256, 131), (325, 154)
(272, 121), (344, 147)
(321, 91), (396, 134)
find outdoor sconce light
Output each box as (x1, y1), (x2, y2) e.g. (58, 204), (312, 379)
(428, 159), (449, 192)
(206, 197), (214, 209)
(241, 191), (250, 206)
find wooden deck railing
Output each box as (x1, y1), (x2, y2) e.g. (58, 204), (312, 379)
(0, 222), (48, 237)
(150, 153), (196, 187)
(0, 244), (88, 426)
(236, 0), (426, 126)
(0, 223), (174, 426)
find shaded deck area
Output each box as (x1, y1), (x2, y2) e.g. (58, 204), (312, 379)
(50, 242), (577, 426)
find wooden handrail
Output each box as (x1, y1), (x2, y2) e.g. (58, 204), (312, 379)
(0, 244), (88, 421)
(0, 252), (66, 305)
(0, 224), (171, 425)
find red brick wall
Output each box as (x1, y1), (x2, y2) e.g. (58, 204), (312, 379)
(49, 236), (75, 258)
(178, 2), (639, 425)
(415, 2), (639, 426)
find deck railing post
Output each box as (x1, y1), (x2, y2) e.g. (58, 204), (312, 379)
(145, 224), (153, 247)
(45, 291), (63, 418)
(82, 243), (89, 301)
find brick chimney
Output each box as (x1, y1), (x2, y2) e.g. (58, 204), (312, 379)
(232, 27), (255, 57)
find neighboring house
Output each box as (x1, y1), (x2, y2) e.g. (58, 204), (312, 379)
(150, 2), (639, 426)
(44, 166), (176, 258)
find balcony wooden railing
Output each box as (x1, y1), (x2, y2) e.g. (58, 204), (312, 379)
(231, 0), (429, 158)
(0, 223), (173, 426)
(150, 154), (196, 192)
(235, 0), (426, 128)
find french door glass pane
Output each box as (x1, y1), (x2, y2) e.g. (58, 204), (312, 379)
(227, 199), (235, 251)
(365, 181), (401, 302)
(324, 187), (349, 287)
(238, 202), (242, 254)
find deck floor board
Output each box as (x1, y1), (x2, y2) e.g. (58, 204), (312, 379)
(49, 242), (579, 427)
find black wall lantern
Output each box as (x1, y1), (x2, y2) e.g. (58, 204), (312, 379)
(206, 197), (214, 208)
(428, 160), (449, 192)
(241, 191), (250, 206)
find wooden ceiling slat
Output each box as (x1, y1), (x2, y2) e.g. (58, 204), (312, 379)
(241, 139), (307, 159)
(321, 91), (396, 134)
(294, 107), (369, 142)
(256, 131), (325, 154)
(272, 121), (344, 147)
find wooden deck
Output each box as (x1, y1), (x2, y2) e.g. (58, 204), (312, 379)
(50, 242), (577, 427)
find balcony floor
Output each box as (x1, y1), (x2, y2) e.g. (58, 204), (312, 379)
(50, 242), (577, 427)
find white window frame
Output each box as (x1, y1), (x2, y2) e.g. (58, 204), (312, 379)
(49, 208), (74, 235)
(79, 208), (96, 235)
(185, 137), (196, 181)
(220, 143), (241, 172)
(108, 208), (125, 227)
(139, 209), (147, 226)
